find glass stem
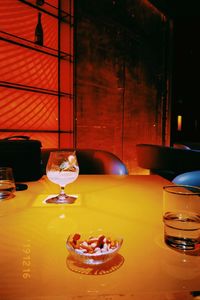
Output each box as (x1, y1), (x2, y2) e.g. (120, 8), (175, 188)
(60, 186), (65, 196)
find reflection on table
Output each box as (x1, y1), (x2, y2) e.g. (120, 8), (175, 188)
(0, 175), (200, 300)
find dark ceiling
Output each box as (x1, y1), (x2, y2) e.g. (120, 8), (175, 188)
(149, 0), (200, 19)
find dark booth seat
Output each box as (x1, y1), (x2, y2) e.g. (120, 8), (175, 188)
(136, 143), (200, 181)
(41, 148), (128, 175)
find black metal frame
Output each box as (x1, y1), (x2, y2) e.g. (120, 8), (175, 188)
(1, 0), (75, 146)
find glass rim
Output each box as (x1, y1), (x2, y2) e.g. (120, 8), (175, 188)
(49, 150), (76, 154)
(163, 184), (200, 195)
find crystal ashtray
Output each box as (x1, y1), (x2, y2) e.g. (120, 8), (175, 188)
(66, 231), (123, 265)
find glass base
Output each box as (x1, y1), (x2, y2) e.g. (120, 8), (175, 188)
(46, 194), (77, 204)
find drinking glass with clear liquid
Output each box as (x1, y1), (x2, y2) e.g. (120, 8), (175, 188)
(0, 167), (16, 200)
(163, 185), (200, 255)
(46, 151), (79, 204)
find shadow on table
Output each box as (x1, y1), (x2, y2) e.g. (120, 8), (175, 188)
(66, 253), (124, 275)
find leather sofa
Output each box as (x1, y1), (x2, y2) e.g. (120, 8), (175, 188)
(41, 148), (128, 175)
(136, 143), (200, 181)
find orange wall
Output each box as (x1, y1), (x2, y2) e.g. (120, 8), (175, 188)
(75, 0), (170, 174)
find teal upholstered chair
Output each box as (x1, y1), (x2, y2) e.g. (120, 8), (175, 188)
(172, 170), (200, 187)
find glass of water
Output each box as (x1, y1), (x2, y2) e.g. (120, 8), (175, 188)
(0, 167), (16, 200)
(163, 185), (200, 255)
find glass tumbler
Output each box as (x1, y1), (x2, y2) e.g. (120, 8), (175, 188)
(0, 167), (16, 200)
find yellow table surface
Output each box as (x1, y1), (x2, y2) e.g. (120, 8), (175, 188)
(0, 175), (199, 300)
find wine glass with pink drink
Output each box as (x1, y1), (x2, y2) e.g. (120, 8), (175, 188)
(46, 151), (79, 204)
